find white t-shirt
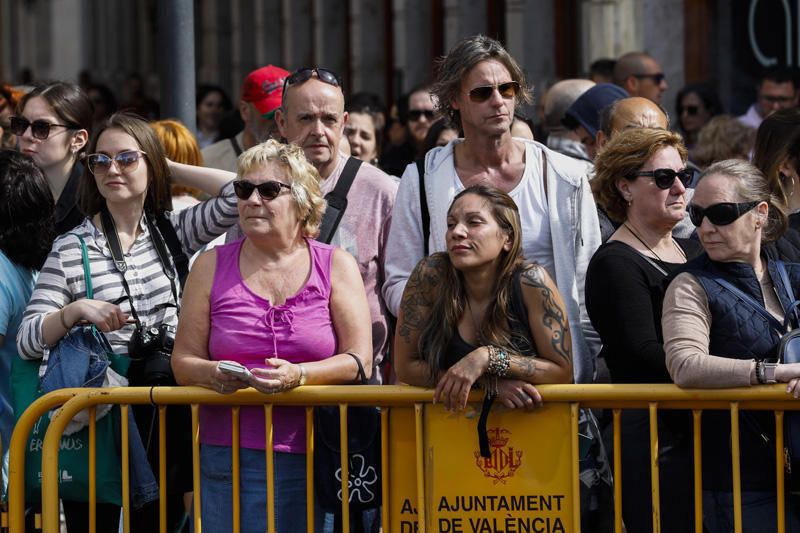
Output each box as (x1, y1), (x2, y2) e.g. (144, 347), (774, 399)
(450, 146), (555, 278)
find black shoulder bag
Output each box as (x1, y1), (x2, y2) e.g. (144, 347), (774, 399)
(313, 353), (381, 530)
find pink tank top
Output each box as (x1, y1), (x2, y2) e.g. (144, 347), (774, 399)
(200, 237), (338, 452)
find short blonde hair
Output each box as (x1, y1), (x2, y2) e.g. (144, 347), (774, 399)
(237, 140), (326, 237)
(593, 128), (687, 222)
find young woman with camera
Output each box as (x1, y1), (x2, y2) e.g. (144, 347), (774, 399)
(17, 112), (239, 532)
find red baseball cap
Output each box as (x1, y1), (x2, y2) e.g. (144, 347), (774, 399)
(240, 65), (290, 116)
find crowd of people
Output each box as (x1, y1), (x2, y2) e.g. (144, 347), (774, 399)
(3, 33), (800, 532)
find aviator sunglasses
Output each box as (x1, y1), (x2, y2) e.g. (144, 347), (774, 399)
(635, 168), (693, 189)
(9, 116), (76, 140)
(87, 150), (147, 175)
(687, 201), (760, 227)
(467, 81), (520, 103)
(233, 180), (292, 201)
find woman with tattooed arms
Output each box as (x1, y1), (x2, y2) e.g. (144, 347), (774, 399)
(393, 185), (573, 410)
(585, 127), (701, 533)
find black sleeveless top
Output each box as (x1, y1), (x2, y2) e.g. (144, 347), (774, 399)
(440, 267), (537, 370)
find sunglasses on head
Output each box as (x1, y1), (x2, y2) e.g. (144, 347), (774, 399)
(687, 201), (760, 227)
(283, 67), (342, 95)
(9, 116), (75, 140)
(633, 73), (666, 84)
(408, 109), (435, 122)
(233, 180), (292, 201)
(635, 168), (693, 189)
(467, 81), (520, 103)
(87, 150), (147, 175)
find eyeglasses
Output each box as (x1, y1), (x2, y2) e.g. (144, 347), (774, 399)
(87, 150), (147, 175)
(635, 168), (693, 189)
(467, 81), (520, 103)
(233, 180), (292, 201)
(633, 73), (666, 85)
(687, 201), (760, 226)
(408, 109), (436, 122)
(9, 116), (75, 140)
(283, 67), (342, 96)
(680, 105), (699, 116)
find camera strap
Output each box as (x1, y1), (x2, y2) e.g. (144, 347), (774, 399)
(100, 209), (180, 327)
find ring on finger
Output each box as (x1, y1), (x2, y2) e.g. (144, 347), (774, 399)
(518, 391), (530, 402)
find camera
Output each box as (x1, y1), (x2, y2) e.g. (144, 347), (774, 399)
(129, 324), (176, 385)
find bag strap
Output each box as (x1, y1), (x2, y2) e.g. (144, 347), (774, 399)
(318, 157), (362, 244)
(711, 276), (784, 332)
(71, 233), (93, 299)
(775, 260), (800, 329)
(345, 351), (368, 384)
(100, 209), (179, 327)
(229, 137), (243, 157)
(417, 158), (430, 256)
(154, 214), (189, 289)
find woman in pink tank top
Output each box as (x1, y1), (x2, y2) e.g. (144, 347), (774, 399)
(172, 140), (372, 533)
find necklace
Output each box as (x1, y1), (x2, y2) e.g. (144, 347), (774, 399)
(623, 222), (686, 263)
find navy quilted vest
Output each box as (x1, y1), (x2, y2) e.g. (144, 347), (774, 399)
(685, 254), (800, 360)
(676, 253), (800, 491)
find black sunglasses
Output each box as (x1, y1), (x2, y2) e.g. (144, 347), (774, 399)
(9, 116), (75, 140)
(467, 81), (520, 103)
(408, 109), (435, 122)
(680, 105), (699, 116)
(633, 73), (666, 84)
(87, 150), (147, 175)
(688, 201), (760, 227)
(635, 168), (693, 189)
(283, 67), (342, 96)
(233, 180), (292, 201)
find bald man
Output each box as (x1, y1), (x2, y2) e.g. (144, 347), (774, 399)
(593, 97), (696, 241)
(596, 96), (670, 151)
(542, 79), (595, 160)
(613, 52), (668, 105)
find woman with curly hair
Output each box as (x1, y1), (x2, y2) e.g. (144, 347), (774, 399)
(586, 127), (701, 532)
(0, 150), (55, 490)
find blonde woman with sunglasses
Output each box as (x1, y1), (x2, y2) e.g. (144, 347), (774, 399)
(663, 159), (800, 532)
(17, 112), (238, 532)
(171, 139), (371, 533)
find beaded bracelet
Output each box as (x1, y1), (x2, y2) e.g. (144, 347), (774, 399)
(487, 345), (510, 377)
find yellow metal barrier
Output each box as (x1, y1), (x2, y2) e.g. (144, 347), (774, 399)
(9, 383), (800, 533)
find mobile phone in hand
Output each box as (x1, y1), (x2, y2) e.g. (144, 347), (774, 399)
(218, 361), (252, 381)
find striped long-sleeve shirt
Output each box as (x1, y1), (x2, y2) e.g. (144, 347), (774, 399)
(17, 182), (238, 359)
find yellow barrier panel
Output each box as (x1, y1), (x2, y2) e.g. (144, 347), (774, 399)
(12, 384), (800, 533)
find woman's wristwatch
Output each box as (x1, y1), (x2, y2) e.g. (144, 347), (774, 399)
(756, 360), (778, 384)
(763, 362), (778, 384)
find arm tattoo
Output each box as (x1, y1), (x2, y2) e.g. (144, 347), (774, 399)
(397, 256), (443, 343)
(509, 353), (537, 378)
(520, 266), (572, 363)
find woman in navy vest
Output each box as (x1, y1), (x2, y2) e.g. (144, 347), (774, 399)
(663, 159), (800, 532)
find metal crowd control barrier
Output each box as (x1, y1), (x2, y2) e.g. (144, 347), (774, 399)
(7, 384), (800, 533)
